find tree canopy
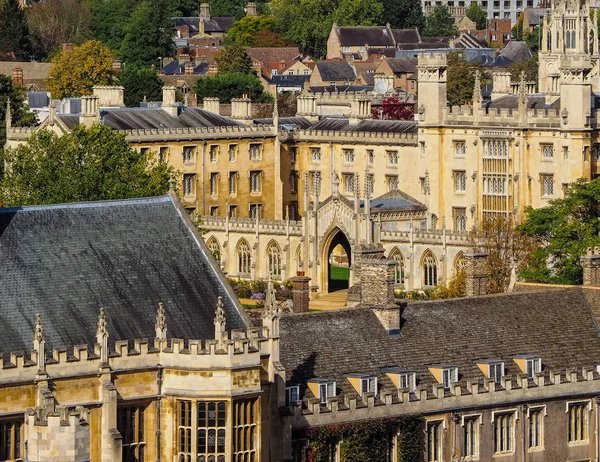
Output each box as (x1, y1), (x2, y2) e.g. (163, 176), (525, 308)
(518, 179), (600, 285)
(47, 40), (115, 98)
(466, 2), (487, 30)
(193, 72), (269, 104)
(381, 0), (425, 30)
(446, 52), (489, 106)
(0, 124), (171, 207)
(509, 55), (538, 82)
(0, 0), (33, 60)
(371, 96), (415, 120)
(0, 75), (37, 148)
(117, 66), (164, 107)
(423, 5), (458, 37)
(215, 45), (253, 74)
(226, 16), (289, 47)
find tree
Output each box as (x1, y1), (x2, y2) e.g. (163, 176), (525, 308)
(120, 0), (175, 67)
(518, 179), (600, 285)
(27, 0), (93, 60)
(469, 216), (536, 293)
(332, 0), (383, 27)
(214, 45), (253, 75)
(381, 0), (425, 30)
(0, 0), (33, 60)
(466, 2), (487, 30)
(226, 16), (277, 47)
(512, 12), (524, 40)
(90, 0), (141, 51)
(508, 55), (538, 82)
(253, 29), (290, 47)
(0, 124), (171, 207)
(0, 75), (37, 148)
(423, 5), (458, 37)
(372, 96), (415, 120)
(193, 72), (268, 104)
(446, 51), (490, 106)
(47, 40), (115, 98)
(117, 66), (164, 107)
(524, 26), (541, 53)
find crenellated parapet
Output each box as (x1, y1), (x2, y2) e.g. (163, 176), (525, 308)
(380, 228), (470, 246)
(442, 105), (563, 129)
(292, 128), (418, 145)
(124, 124), (276, 143)
(201, 215), (303, 235)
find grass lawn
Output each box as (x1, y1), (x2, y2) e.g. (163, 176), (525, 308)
(329, 265), (349, 291)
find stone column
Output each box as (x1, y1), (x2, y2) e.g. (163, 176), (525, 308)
(581, 247), (600, 286)
(290, 275), (311, 313)
(464, 249), (489, 296)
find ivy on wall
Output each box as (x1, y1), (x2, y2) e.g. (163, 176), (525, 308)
(305, 415), (424, 462)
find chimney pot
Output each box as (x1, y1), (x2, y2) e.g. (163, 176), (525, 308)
(12, 68), (23, 87)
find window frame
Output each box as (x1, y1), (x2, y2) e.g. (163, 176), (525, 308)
(454, 170), (467, 193)
(489, 362), (505, 384)
(209, 144), (219, 163)
(310, 147), (322, 163)
(492, 410), (516, 455)
(343, 149), (355, 164)
(250, 170), (262, 194)
(286, 385), (300, 405)
(462, 414), (482, 459)
(567, 400), (591, 444)
(426, 420), (444, 462)
(183, 145), (196, 163)
(228, 143), (238, 162)
(183, 173), (196, 197)
(454, 141), (466, 157)
(527, 406), (545, 451)
(359, 376), (377, 396)
(249, 143), (262, 161)
(541, 143), (554, 159)
(318, 381), (336, 405)
(387, 150), (399, 166)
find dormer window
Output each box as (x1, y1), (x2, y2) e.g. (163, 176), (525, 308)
(382, 367), (416, 393)
(476, 360), (505, 384)
(429, 365), (458, 390)
(286, 385), (300, 405)
(346, 373), (378, 397)
(307, 378), (336, 405)
(513, 355), (542, 380)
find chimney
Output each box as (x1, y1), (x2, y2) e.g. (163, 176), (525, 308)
(208, 64), (218, 77)
(188, 93), (198, 107)
(80, 95), (100, 128)
(582, 247), (600, 286)
(178, 53), (190, 65)
(111, 59), (122, 74)
(12, 68), (23, 87)
(92, 86), (125, 108)
(162, 86), (178, 117)
(349, 97), (371, 124)
(230, 95), (252, 123)
(491, 72), (511, 101)
(203, 97), (220, 114)
(247, 1), (257, 16)
(296, 92), (318, 121)
(373, 73), (394, 95)
(464, 248), (489, 296)
(62, 43), (75, 53)
(290, 274), (311, 313)
(184, 61), (195, 75)
(199, 2), (210, 20)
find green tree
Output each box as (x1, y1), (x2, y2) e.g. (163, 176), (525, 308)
(215, 44), (253, 74)
(253, 29), (290, 47)
(381, 0), (425, 30)
(226, 16), (278, 47)
(524, 26), (541, 53)
(332, 0), (383, 27)
(90, 0), (141, 51)
(518, 179), (600, 285)
(509, 55), (539, 82)
(47, 40), (115, 98)
(424, 4), (458, 37)
(0, 75), (37, 148)
(193, 72), (268, 104)
(0, 124), (171, 207)
(120, 0), (175, 67)
(466, 2), (487, 30)
(117, 66), (164, 107)
(0, 0), (33, 60)
(446, 51), (489, 106)
(512, 12), (524, 40)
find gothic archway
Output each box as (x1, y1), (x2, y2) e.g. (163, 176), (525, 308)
(323, 228), (352, 293)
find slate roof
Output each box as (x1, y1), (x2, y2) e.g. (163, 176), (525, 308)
(179, 107), (242, 127)
(315, 62), (357, 82)
(310, 85), (372, 93)
(392, 28), (421, 44)
(174, 17), (234, 35)
(485, 94), (559, 110)
(253, 117), (315, 129)
(161, 60), (209, 76)
(385, 57), (418, 75)
(360, 189), (427, 212)
(499, 41), (534, 63)
(57, 114), (81, 130)
(336, 26), (395, 47)
(280, 288), (600, 400)
(309, 117), (417, 134)
(102, 108), (185, 130)
(245, 47), (301, 66)
(0, 195), (247, 356)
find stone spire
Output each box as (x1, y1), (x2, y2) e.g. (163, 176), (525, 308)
(48, 100), (57, 124)
(155, 302), (167, 340)
(472, 70), (482, 106)
(168, 174), (176, 193)
(272, 93), (279, 133)
(364, 170), (372, 244)
(5, 99), (11, 129)
(96, 308), (109, 364)
(518, 71), (527, 105)
(262, 276), (279, 319)
(33, 313), (46, 375)
(214, 296), (227, 343)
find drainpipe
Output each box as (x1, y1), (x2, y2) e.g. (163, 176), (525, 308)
(156, 365), (163, 462)
(451, 413), (460, 461)
(201, 141), (207, 214)
(521, 404), (527, 462)
(596, 396), (600, 462)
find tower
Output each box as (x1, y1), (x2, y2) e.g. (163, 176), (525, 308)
(416, 53), (447, 126)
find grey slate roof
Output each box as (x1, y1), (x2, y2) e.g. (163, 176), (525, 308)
(392, 28), (421, 44)
(175, 17), (234, 34)
(253, 117), (315, 129)
(280, 288), (600, 400)
(309, 117), (417, 134)
(485, 94), (559, 110)
(360, 189), (427, 212)
(0, 195), (247, 356)
(499, 41), (534, 63)
(386, 57), (418, 75)
(179, 107), (242, 127)
(57, 114), (81, 130)
(102, 108), (185, 130)
(336, 26), (395, 47)
(316, 62), (357, 82)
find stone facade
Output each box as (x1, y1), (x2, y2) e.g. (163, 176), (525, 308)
(581, 246), (600, 286)
(464, 249), (490, 296)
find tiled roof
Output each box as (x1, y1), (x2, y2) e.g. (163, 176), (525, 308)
(385, 57), (418, 74)
(336, 26), (395, 47)
(253, 117), (316, 129)
(485, 94), (559, 110)
(174, 16), (234, 34)
(315, 62), (356, 82)
(0, 61), (51, 80)
(0, 195), (247, 355)
(362, 188), (427, 212)
(280, 288), (600, 400)
(245, 47), (301, 66)
(392, 28), (421, 44)
(102, 108), (185, 130)
(309, 117), (417, 134)
(178, 107), (242, 128)
(499, 41), (534, 63)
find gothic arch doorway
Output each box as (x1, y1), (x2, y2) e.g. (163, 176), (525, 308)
(323, 228), (352, 293)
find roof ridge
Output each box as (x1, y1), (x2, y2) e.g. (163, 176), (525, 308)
(0, 195), (171, 213)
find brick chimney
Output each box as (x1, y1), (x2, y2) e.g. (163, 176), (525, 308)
(464, 248), (489, 296)
(12, 68), (23, 87)
(208, 64), (218, 77)
(184, 61), (194, 75)
(290, 274), (311, 313)
(247, 1), (257, 16)
(581, 247), (600, 286)
(178, 53), (190, 65)
(62, 43), (75, 53)
(199, 2), (210, 20)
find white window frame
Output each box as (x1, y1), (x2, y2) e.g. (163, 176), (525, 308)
(183, 173), (195, 196)
(541, 144), (554, 159)
(343, 174), (354, 194)
(387, 175), (399, 192)
(442, 367), (458, 390)
(359, 376), (377, 396)
(454, 141), (466, 157)
(454, 170), (467, 192)
(541, 175), (554, 197)
(399, 372), (416, 392)
(286, 385), (300, 405)
(343, 149), (355, 164)
(318, 381), (336, 404)
(387, 150), (399, 166)
(489, 362), (504, 384)
(526, 358), (541, 379)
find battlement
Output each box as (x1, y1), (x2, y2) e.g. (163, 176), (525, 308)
(201, 216), (303, 235)
(123, 124), (276, 142)
(380, 228), (470, 246)
(288, 367), (600, 429)
(417, 53), (447, 67)
(442, 105), (562, 128)
(293, 127), (418, 145)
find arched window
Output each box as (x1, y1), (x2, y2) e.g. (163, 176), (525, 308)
(430, 214), (438, 230)
(266, 240), (282, 279)
(453, 252), (465, 275)
(389, 247), (406, 285)
(237, 239), (251, 276)
(422, 250), (438, 287)
(566, 30), (571, 48)
(207, 236), (220, 262)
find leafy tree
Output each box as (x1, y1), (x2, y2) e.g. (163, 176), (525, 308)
(0, 75), (37, 148)
(518, 179), (600, 285)
(423, 5), (458, 37)
(215, 45), (253, 74)
(0, 124), (171, 207)
(509, 55), (538, 82)
(253, 29), (290, 47)
(524, 26), (541, 53)
(117, 66), (164, 107)
(27, 0), (93, 60)
(0, 0), (33, 60)
(466, 2), (487, 30)
(226, 16), (278, 47)
(332, 0), (383, 27)
(446, 51), (489, 106)
(47, 40), (115, 98)
(512, 12), (524, 40)
(193, 72), (268, 103)
(120, 0), (175, 67)
(381, 0), (425, 30)
(90, 0), (141, 51)
(208, 0), (267, 19)
(371, 96), (414, 120)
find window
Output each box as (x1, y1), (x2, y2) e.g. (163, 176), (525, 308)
(453, 207), (467, 232)
(399, 372), (416, 392)
(210, 172), (218, 195)
(454, 141), (466, 157)
(343, 174), (354, 194)
(541, 144), (554, 159)
(159, 146), (169, 162)
(463, 416), (479, 458)
(389, 248), (405, 285)
(318, 382), (336, 404)
(489, 362), (504, 384)
(311, 147), (322, 162)
(442, 367), (458, 390)
(564, 146), (570, 160)
(207, 237), (220, 262)
(183, 174), (195, 196)
(367, 149), (374, 164)
(237, 239), (251, 275)
(249, 143), (261, 161)
(210, 206), (219, 216)
(494, 412), (514, 454)
(387, 175), (399, 191)
(267, 241), (282, 278)
(183, 146), (195, 163)
(387, 150), (399, 165)
(286, 386), (300, 405)
(529, 408), (543, 449)
(140, 147), (150, 155)
(541, 175), (554, 197)
(290, 171), (298, 194)
(526, 358), (541, 379)
(568, 402), (589, 443)
(228, 205), (238, 218)
(422, 251), (438, 286)
(250, 171), (261, 193)
(250, 204), (262, 220)
(366, 173), (374, 197)
(289, 201), (298, 221)
(344, 149), (355, 164)
(427, 421), (442, 462)
(177, 400), (192, 460)
(360, 377), (377, 396)
(290, 146), (297, 163)
(197, 402), (227, 460)
(454, 171), (467, 192)
(228, 144), (238, 162)
(118, 406), (146, 462)
(483, 139), (508, 158)
(0, 420), (22, 462)
(229, 172), (237, 195)
(209, 145), (219, 163)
